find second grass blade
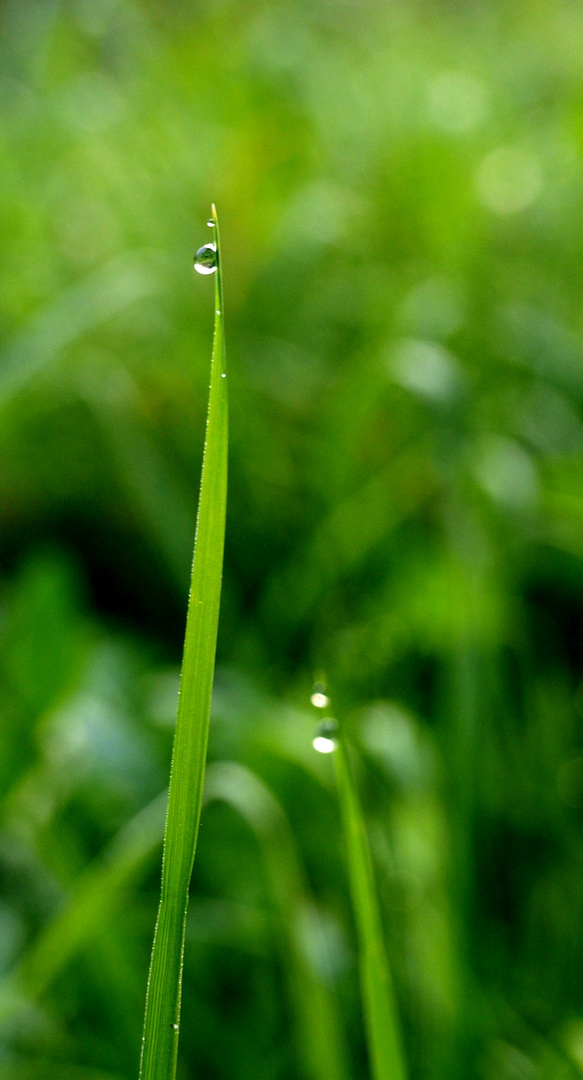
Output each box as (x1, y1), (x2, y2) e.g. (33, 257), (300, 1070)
(139, 205), (227, 1080)
(334, 738), (408, 1080)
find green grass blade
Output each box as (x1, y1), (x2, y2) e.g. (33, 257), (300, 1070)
(0, 791), (167, 1025)
(334, 738), (408, 1080)
(139, 205), (227, 1080)
(204, 761), (350, 1080)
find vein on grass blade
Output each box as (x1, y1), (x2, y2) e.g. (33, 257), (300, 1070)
(139, 205), (227, 1080)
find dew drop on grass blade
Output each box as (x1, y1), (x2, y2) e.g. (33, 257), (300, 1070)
(139, 204), (227, 1080)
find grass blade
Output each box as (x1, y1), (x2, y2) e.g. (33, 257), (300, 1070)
(139, 204), (227, 1080)
(204, 761), (350, 1080)
(334, 736), (408, 1080)
(0, 791), (167, 1026)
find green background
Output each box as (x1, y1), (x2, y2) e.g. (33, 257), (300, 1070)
(2, 0), (583, 1077)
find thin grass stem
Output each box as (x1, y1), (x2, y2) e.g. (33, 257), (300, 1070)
(334, 736), (408, 1080)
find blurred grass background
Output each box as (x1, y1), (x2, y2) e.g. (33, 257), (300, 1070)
(2, 0), (583, 1077)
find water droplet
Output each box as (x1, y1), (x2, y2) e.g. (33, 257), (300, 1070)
(311, 691), (329, 708)
(313, 718), (338, 754)
(221, 373), (226, 378)
(207, 218), (214, 227)
(194, 243), (217, 275)
(311, 681), (329, 708)
(171, 1023), (179, 1031)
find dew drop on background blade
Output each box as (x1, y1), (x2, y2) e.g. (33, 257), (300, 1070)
(194, 242), (217, 275)
(313, 718), (339, 754)
(207, 219), (214, 227)
(311, 681), (330, 708)
(311, 691), (330, 708)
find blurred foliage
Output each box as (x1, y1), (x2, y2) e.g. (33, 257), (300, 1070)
(2, 0), (583, 1077)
